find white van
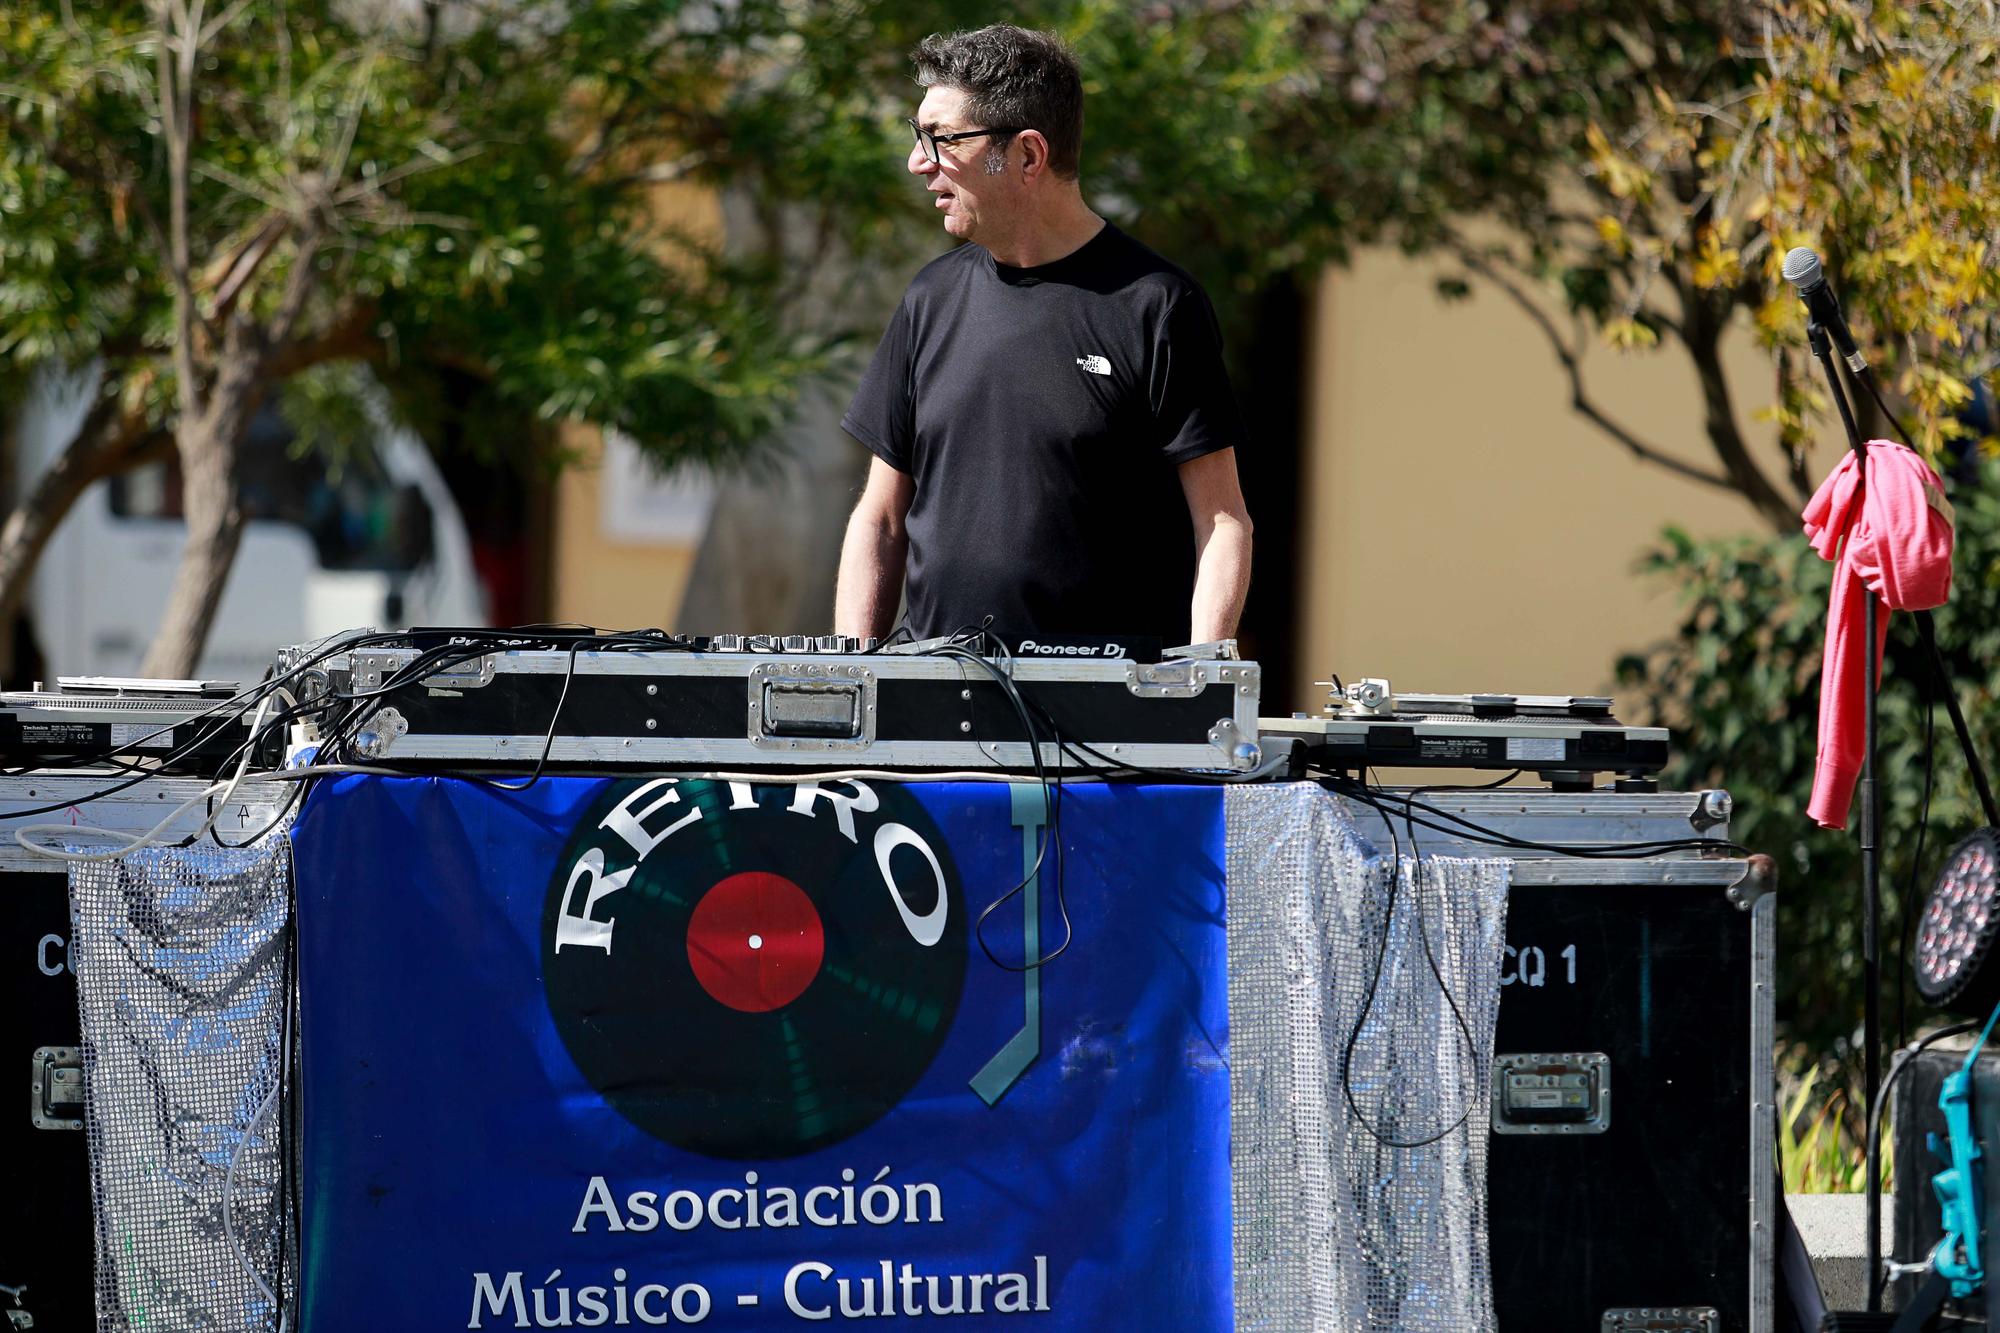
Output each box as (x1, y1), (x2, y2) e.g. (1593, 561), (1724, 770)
(13, 370), (487, 684)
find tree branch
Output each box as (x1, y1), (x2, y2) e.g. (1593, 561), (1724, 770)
(203, 211), (291, 318)
(264, 300), (380, 379)
(1635, 301), (1687, 344)
(601, 152), (710, 190)
(332, 143), (483, 207)
(155, 0), (199, 417)
(323, 46), (378, 187)
(196, 0), (256, 47)
(566, 86), (644, 181)
(1451, 244), (1739, 494)
(190, 158), (291, 211)
(267, 211), (327, 347)
(0, 376), (163, 671)
(1676, 274), (1799, 532)
(1775, 347), (1815, 505)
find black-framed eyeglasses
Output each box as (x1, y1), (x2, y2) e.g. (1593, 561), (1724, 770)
(908, 117), (1024, 165)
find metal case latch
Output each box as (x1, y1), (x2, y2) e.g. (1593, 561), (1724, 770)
(1124, 661), (1210, 698)
(32, 1046), (83, 1131)
(2, 1280), (31, 1330)
(749, 664), (877, 751)
(351, 650), (493, 693)
(1492, 1051), (1611, 1135)
(763, 680), (860, 737)
(352, 706), (408, 759)
(421, 654), (496, 692)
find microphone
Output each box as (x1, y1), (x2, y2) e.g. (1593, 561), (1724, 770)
(1782, 246), (1868, 374)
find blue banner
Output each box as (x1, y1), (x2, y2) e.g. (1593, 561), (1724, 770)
(292, 776), (1231, 1330)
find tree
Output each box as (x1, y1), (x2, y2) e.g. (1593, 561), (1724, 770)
(0, 0), (834, 676)
(16, 1), (1978, 670)
(1438, 0), (2000, 530)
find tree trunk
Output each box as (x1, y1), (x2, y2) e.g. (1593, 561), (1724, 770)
(1680, 287), (1798, 534)
(140, 329), (265, 678)
(675, 386), (869, 634)
(0, 381), (153, 680)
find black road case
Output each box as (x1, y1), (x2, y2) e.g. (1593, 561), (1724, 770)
(1353, 790), (1775, 1333)
(1891, 1038), (2000, 1325)
(0, 775), (289, 1331)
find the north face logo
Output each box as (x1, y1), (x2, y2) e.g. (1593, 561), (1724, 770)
(1075, 355), (1111, 376)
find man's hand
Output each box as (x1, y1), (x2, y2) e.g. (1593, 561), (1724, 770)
(833, 456), (916, 638)
(1180, 448), (1253, 644)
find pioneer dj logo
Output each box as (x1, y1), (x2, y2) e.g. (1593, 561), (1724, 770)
(1016, 639), (1124, 659)
(542, 778), (967, 1160)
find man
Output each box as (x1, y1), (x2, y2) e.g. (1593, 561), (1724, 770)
(833, 25), (1253, 651)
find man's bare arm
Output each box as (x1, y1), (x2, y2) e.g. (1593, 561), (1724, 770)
(1180, 447), (1253, 644)
(834, 456), (916, 638)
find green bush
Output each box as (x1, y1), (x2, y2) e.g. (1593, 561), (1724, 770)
(1780, 1058), (1884, 1194)
(1616, 457), (2000, 1072)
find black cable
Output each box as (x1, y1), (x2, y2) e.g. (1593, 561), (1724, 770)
(1864, 1019), (1983, 1204)
(25, 627), (582, 839)
(926, 643), (1074, 972)
(248, 764), (421, 781)
(932, 634), (1075, 968)
(311, 642), (475, 764)
(1858, 371), (1922, 455)
(1333, 778), (1745, 854)
(1333, 772), (1520, 1148)
(1316, 769), (1747, 1150)
(195, 687), (350, 800)
(313, 632), (593, 764)
(208, 779), (309, 850)
(215, 626), (678, 858)
(476, 640), (585, 793)
(1398, 773), (1525, 1141)
(866, 623), (916, 653)
(2, 627), (405, 777)
(1896, 685), (1939, 1051)
(1015, 698), (1273, 784)
(0, 672), (317, 824)
(1335, 772), (1446, 1147)
(1319, 774), (1748, 859)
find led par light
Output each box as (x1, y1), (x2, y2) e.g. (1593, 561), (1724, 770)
(1915, 828), (2000, 1015)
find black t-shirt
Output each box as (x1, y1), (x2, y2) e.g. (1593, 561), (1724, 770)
(840, 223), (1244, 646)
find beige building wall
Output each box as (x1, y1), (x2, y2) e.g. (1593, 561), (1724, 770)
(1294, 248), (1825, 713)
(546, 181), (728, 630)
(548, 424), (705, 629)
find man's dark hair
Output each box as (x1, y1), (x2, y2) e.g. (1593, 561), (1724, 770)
(911, 25), (1084, 178)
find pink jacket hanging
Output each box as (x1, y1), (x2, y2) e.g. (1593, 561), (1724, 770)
(1801, 439), (1955, 829)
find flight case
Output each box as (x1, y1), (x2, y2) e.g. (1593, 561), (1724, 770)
(1348, 788), (1775, 1333)
(0, 774), (288, 1330)
(326, 644), (1265, 773)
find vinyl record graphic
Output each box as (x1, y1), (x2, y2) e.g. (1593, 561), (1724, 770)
(542, 778), (967, 1159)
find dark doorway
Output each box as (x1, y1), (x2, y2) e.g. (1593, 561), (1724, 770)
(411, 366), (555, 628)
(1232, 273), (1306, 713)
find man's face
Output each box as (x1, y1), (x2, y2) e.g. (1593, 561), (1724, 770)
(909, 85), (1020, 244)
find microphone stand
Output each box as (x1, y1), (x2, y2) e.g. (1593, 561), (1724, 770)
(1806, 317), (1885, 1307)
(1802, 262), (2000, 1313)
